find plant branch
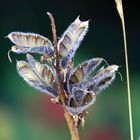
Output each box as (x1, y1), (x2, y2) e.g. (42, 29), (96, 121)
(47, 12), (65, 104)
(65, 111), (80, 140)
(115, 1), (134, 140)
(47, 12), (80, 140)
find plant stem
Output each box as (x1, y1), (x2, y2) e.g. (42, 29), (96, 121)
(121, 17), (134, 140)
(47, 12), (80, 140)
(115, 1), (134, 140)
(47, 12), (65, 104)
(64, 111), (80, 140)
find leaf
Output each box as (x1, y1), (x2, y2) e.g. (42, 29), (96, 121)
(16, 58), (57, 97)
(58, 17), (89, 68)
(7, 32), (54, 56)
(71, 65), (119, 95)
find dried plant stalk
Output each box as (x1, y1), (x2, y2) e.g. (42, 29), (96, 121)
(115, 1), (134, 140)
(47, 12), (66, 105)
(64, 111), (80, 140)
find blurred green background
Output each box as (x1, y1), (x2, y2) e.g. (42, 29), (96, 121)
(0, 0), (139, 140)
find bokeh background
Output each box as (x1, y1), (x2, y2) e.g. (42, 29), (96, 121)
(0, 0), (139, 140)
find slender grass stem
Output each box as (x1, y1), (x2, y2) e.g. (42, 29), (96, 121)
(121, 15), (134, 140)
(115, 1), (134, 140)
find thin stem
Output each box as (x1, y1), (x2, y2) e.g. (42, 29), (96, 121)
(64, 111), (80, 140)
(47, 12), (80, 140)
(121, 17), (134, 140)
(115, 1), (134, 140)
(47, 12), (65, 104)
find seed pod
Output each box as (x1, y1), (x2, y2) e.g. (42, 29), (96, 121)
(58, 17), (89, 68)
(7, 32), (54, 61)
(16, 55), (57, 97)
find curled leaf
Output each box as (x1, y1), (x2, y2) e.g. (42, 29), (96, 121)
(58, 17), (89, 68)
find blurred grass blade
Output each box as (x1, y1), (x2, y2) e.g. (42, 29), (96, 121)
(115, 0), (134, 140)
